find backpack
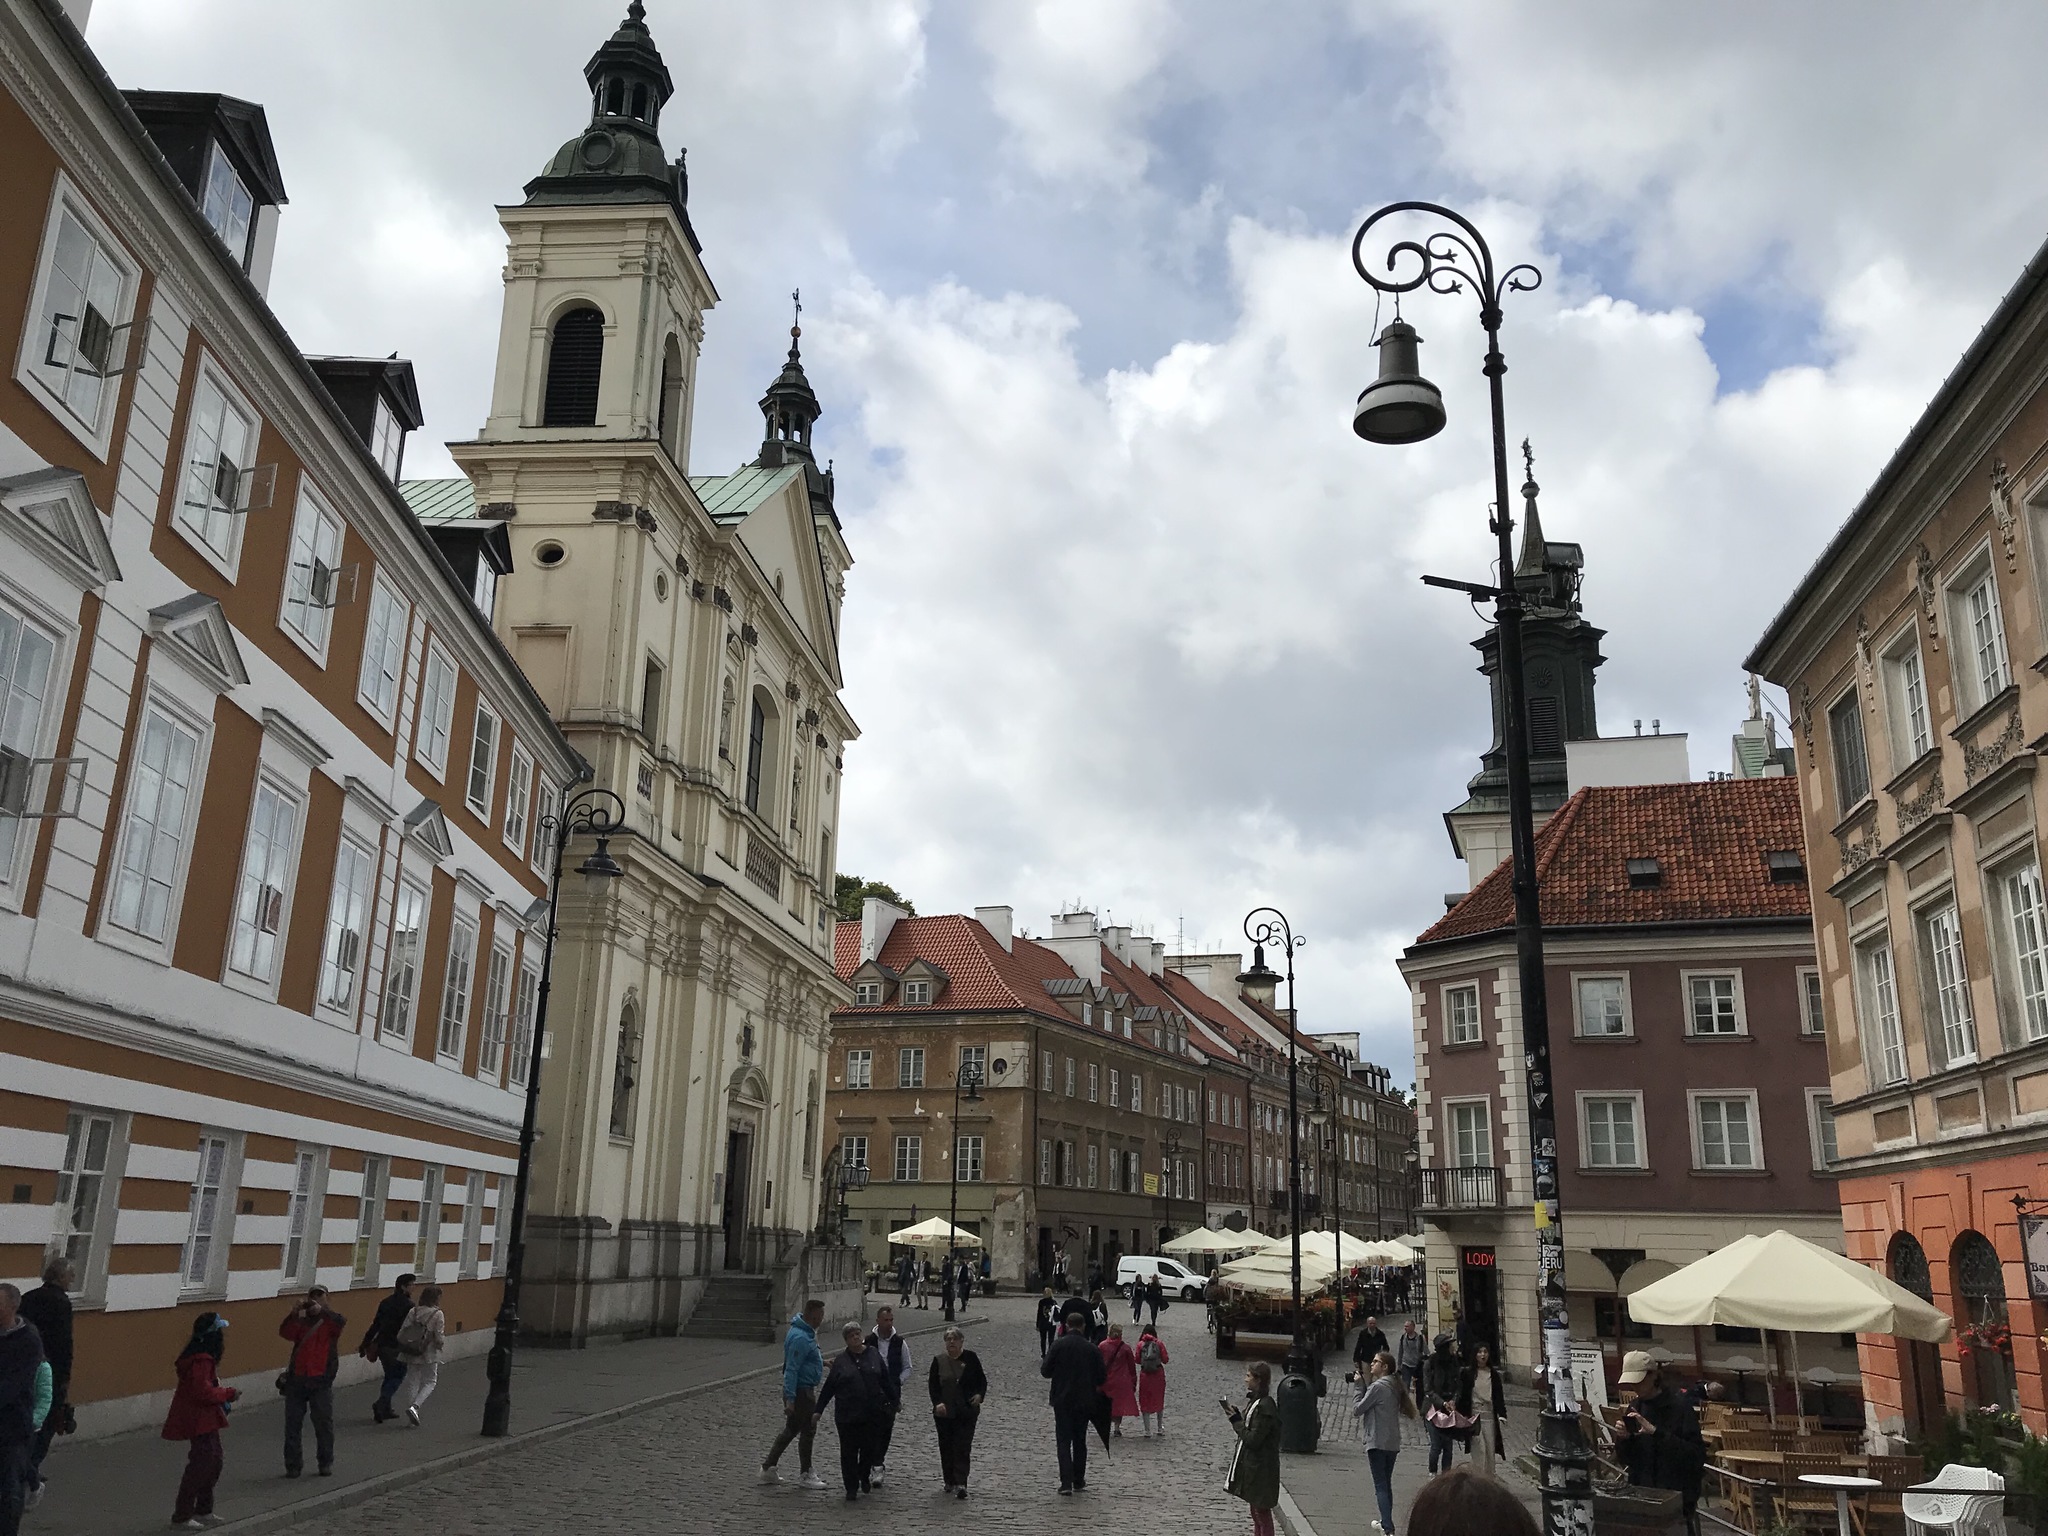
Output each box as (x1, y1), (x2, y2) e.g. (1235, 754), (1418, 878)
(394, 1309), (431, 1361)
(1139, 1336), (1163, 1374)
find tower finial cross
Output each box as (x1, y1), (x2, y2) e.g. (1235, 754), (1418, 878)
(791, 288), (802, 342)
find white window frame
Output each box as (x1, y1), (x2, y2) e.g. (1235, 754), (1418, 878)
(1798, 966), (1827, 1037)
(51, 1107), (126, 1303)
(1805, 1089), (1839, 1172)
(1993, 854), (2048, 1044)
(436, 915), (478, 1063)
(1444, 1097), (1492, 1169)
(508, 959), (540, 1087)
(379, 878), (430, 1045)
(201, 140), (254, 264)
(903, 978), (931, 1005)
(840, 1134), (868, 1171)
(278, 480), (345, 661)
(224, 776), (302, 995)
(1443, 982), (1482, 1045)
(1880, 626), (1934, 767)
(478, 940), (513, 1082)
(1088, 1062), (1100, 1102)
(1857, 935), (1908, 1085)
(414, 1164), (443, 1274)
(899, 1046), (925, 1088)
(502, 745), (533, 857)
(371, 396), (404, 480)
(465, 700), (499, 821)
(171, 355), (262, 576)
(893, 1134), (921, 1183)
(959, 1135), (985, 1183)
(0, 593), (68, 900)
(413, 643), (457, 777)
(103, 695), (208, 958)
(1572, 972), (1632, 1038)
(15, 174), (139, 457)
(316, 835), (377, 1024)
(1689, 1090), (1763, 1172)
(356, 577), (409, 729)
(352, 1154), (387, 1284)
(1919, 901), (1977, 1066)
(1828, 688), (1871, 811)
(529, 779), (556, 877)
(180, 1130), (242, 1298)
(1579, 1092), (1646, 1170)
(1682, 970), (1747, 1037)
(845, 1048), (872, 1089)
(853, 981), (880, 1006)
(281, 1146), (326, 1288)
(1109, 1068), (1121, 1108)
(458, 1169), (485, 1279)
(1949, 552), (2014, 713)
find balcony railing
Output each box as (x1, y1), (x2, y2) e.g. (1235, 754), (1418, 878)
(1414, 1165), (1502, 1212)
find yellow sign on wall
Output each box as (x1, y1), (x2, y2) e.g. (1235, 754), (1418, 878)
(1142, 1173), (1160, 1195)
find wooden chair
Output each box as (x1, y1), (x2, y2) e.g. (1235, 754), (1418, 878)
(1720, 1431), (1774, 1451)
(1852, 1456), (1925, 1536)
(1775, 1454), (1853, 1531)
(1708, 1462), (1768, 1535)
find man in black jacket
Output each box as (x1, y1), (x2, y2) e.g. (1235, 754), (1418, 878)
(1612, 1350), (1706, 1534)
(1039, 1304), (1106, 1494)
(863, 1308), (910, 1486)
(813, 1323), (891, 1500)
(18, 1259), (71, 1509)
(1351, 1314), (1390, 1374)
(356, 1274), (417, 1424)
(1034, 1287), (1060, 1357)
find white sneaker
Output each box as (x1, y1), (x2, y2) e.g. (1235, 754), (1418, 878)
(25, 1482), (45, 1511)
(871, 1466), (885, 1487)
(799, 1471), (828, 1490)
(759, 1463), (782, 1484)
(405, 1405), (420, 1426)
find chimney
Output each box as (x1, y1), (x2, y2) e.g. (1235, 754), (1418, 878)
(974, 905), (1013, 952)
(859, 896), (909, 964)
(1149, 940), (1166, 978)
(1104, 925), (1132, 964)
(1038, 916), (1103, 988)
(1050, 909), (1098, 938)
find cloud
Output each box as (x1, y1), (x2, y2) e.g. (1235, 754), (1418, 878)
(975, 0), (1175, 187)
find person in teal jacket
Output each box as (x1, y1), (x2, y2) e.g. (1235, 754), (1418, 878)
(0, 1281), (53, 1536)
(759, 1299), (827, 1489)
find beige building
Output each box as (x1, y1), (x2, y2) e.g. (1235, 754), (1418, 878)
(406, 5), (858, 1341)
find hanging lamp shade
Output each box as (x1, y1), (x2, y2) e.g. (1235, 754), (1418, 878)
(1353, 318), (1447, 444)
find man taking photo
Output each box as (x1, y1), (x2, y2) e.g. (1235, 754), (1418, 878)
(278, 1286), (346, 1477)
(1611, 1350), (1705, 1536)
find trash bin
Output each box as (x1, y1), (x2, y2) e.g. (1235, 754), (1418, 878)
(1277, 1370), (1320, 1453)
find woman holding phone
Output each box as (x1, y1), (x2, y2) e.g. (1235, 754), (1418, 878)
(1353, 1349), (1416, 1534)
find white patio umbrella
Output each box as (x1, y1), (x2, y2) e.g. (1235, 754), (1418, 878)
(1219, 1247), (1339, 1291)
(1162, 1227), (1264, 1257)
(886, 1217), (983, 1248)
(1357, 1239), (1415, 1265)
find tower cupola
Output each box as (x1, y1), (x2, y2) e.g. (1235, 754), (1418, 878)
(758, 293), (822, 467)
(586, 0), (672, 131)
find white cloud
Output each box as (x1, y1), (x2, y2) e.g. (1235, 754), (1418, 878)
(976, 0), (1174, 186)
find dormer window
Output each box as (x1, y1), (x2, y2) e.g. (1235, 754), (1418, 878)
(372, 396), (405, 480)
(854, 981), (880, 1006)
(904, 979), (932, 1006)
(1766, 849), (1806, 884)
(201, 141), (254, 267)
(472, 560), (498, 622)
(1625, 857), (1662, 890)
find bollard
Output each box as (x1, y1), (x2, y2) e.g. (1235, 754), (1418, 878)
(1277, 1370), (1320, 1453)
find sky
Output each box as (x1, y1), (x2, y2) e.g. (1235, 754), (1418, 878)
(85, 0), (2048, 1080)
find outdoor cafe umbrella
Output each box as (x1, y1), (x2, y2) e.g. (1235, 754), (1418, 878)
(1163, 1227), (1262, 1257)
(886, 1217), (983, 1248)
(1626, 1229), (1952, 1430)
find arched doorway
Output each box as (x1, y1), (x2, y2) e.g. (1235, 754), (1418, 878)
(1952, 1231), (2015, 1410)
(1888, 1233), (1945, 1435)
(722, 1064), (768, 1271)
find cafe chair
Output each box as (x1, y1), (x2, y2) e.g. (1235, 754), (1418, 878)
(1903, 1464), (2005, 1536)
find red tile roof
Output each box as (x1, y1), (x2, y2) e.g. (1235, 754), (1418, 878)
(1414, 778), (1810, 947)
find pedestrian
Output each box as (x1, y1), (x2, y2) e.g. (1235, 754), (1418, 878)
(161, 1311), (237, 1530)
(0, 1283), (52, 1536)
(1395, 1319), (1425, 1404)
(1450, 1302), (1473, 1364)
(1143, 1274), (1164, 1326)
(18, 1259), (71, 1512)
(864, 1306), (911, 1486)
(1224, 1359), (1281, 1536)
(928, 1326), (987, 1499)
(814, 1321), (890, 1500)
(355, 1271), (418, 1424)
(1462, 1343), (1507, 1478)
(1135, 1321), (1170, 1436)
(1407, 1464), (1539, 1536)
(1422, 1334), (1470, 1474)
(956, 1257), (974, 1304)
(759, 1298), (827, 1488)
(1130, 1271), (1146, 1322)
(1086, 1289), (1109, 1344)
(1035, 1286), (1060, 1358)
(1098, 1323), (1138, 1436)
(1039, 1303), (1105, 1494)
(395, 1285), (446, 1426)
(1353, 1313), (1390, 1375)
(1611, 1350), (1705, 1535)
(277, 1285), (346, 1477)
(1353, 1349), (1416, 1535)
(896, 1252), (914, 1309)
(916, 1258), (932, 1310)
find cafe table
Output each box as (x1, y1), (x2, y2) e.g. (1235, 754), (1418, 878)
(1799, 1473), (1881, 1536)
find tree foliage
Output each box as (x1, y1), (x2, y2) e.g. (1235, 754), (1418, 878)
(835, 874), (915, 923)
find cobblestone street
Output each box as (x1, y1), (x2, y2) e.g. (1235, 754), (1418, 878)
(310, 1296), (1266, 1534)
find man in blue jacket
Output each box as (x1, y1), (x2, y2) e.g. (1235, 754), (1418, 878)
(760, 1298), (827, 1489)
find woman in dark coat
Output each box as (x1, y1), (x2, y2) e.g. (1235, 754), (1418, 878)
(814, 1322), (891, 1500)
(1459, 1343), (1509, 1470)
(927, 1325), (988, 1498)
(1224, 1360), (1281, 1536)
(161, 1313), (239, 1528)
(1422, 1334), (1470, 1474)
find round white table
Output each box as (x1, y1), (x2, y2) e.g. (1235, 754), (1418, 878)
(1799, 1472), (1882, 1536)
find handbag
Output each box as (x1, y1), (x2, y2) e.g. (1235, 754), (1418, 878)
(1426, 1403), (1475, 1433)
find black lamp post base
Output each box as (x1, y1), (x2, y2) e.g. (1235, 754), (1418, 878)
(480, 1305), (518, 1438)
(1534, 1406), (1595, 1531)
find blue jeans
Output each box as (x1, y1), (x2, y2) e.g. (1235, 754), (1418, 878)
(375, 1355), (408, 1412)
(1426, 1421), (1457, 1472)
(1368, 1447), (1397, 1532)
(1, 1438), (30, 1536)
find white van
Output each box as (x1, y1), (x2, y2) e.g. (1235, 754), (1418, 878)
(1115, 1254), (1206, 1299)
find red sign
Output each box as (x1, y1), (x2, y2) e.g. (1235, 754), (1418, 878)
(1461, 1249), (1496, 1268)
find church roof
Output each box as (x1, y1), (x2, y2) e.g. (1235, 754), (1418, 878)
(399, 476), (476, 524)
(690, 462), (804, 524)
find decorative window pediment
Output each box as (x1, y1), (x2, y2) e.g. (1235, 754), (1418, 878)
(148, 593), (248, 692)
(0, 468), (121, 591)
(402, 796), (454, 860)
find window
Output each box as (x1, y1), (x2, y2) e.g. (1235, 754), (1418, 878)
(201, 140), (254, 263)
(458, 1169), (484, 1279)
(310, 838), (371, 1017)
(853, 981), (880, 1006)
(1999, 858), (2048, 1042)
(841, 1135), (868, 1171)
(503, 748), (533, 855)
(1883, 636), (1933, 764)
(1088, 1063), (1100, 1102)
(1921, 903), (1977, 1065)
(280, 485), (344, 653)
(476, 564), (500, 624)
(107, 706), (201, 942)
(959, 1044), (986, 1081)
(893, 1135), (922, 1183)
(282, 1148), (321, 1285)
(1829, 691), (1870, 810)
(1445, 983), (1481, 1044)
(25, 189), (136, 442)
(1086, 1143), (1098, 1188)
(1583, 1096), (1642, 1169)
(379, 880), (428, 1042)
(461, 703), (501, 821)
(1857, 937), (1906, 1085)
(371, 396), (405, 480)
(1799, 967), (1827, 1037)
(1576, 975), (1629, 1037)
(1109, 1068), (1121, 1108)
(509, 963), (540, 1087)
(529, 779), (556, 877)
(1693, 1094), (1760, 1170)
(415, 647), (456, 774)
(226, 782), (298, 985)
(478, 942), (513, 1081)
(436, 917), (477, 1061)
(1808, 1091), (1839, 1171)
(898, 1047), (924, 1088)
(181, 1133), (234, 1293)
(352, 1155), (386, 1282)
(744, 694), (767, 814)
(639, 658), (663, 742)
(607, 1004), (638, 1138)
(1108, 1146), (1123, 1192)
(52, 1110), (116, 1285)
(1065, 1141), (1077, 1186)
(1448, 1100), (1491, 1167)
(176, 367), (259, 562)
(414, 1166), (442, 1273)
(1064, 1057), (1075, 1096)
(1040, 1139), (1051, 1184)
(0, 601), (59, 876)
(845, 1049), (872, 1089)
(542, 307), (604, 427)
(903, 979), (931, 1005)
(958, 1136), (984, 1183)
(1961, 568), (2013, 709)
(1686, 973), (1743, 1036)
(1041, 1051), (1053, 1091)
(357, 580), (408, 726)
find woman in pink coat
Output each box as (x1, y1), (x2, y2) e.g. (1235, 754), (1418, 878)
(1135, 1323), (1170, 1435)
(1099, 1323), (1140, 1435)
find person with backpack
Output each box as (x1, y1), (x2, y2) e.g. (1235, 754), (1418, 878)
(161, 1312), (237, 1530)
(355, 1272), (417, 1423)
(1097, 1322), (1139, 1436)
(394, 1285), (446, 1426)
(1134, 1322), (1170, 1435)
(277, 1285), (346, 1477)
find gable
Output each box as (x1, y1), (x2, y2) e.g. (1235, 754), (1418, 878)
(0, 468), (121, 590)
(733, 470), (837, 671)
(148, 593), (248, 692)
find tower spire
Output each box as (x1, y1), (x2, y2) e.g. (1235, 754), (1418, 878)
(758, 287), (822, 465)
(1514, 438), (1546, 577)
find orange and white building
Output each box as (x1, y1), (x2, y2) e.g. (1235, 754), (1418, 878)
(0, 0), (580, 1428)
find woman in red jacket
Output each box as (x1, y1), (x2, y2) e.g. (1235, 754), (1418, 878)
(1098, 1323), (1140, 1436)
(1135, 1323), (1170, 1436)
(162, 1313), (238, 1529)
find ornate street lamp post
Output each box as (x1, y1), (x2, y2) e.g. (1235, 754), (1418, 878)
(482, 787), (626, 1438)
(1307, 1069), (1339, 1313)
(1350, 200), (1592, 1533)
(943, 1058), (984, 1323)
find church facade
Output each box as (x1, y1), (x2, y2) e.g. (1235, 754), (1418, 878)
(405, 3), (858, 1342)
